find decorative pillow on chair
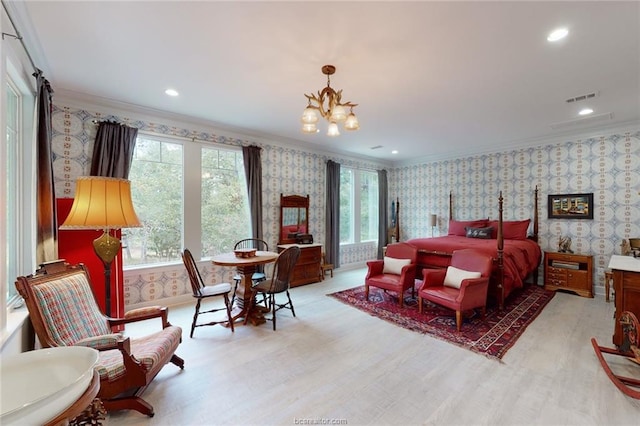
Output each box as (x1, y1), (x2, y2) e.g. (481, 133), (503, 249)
(443, 266), (482, 289)
(465, 226), (493, 239)
(383, 257), (411, 275)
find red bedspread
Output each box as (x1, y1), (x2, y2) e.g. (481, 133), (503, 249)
(407, 236), (541, 297)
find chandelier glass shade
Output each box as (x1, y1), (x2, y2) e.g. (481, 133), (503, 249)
(301, 65), (359, 136)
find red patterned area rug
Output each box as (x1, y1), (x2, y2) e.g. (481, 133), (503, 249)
(328, 285), (555, 361)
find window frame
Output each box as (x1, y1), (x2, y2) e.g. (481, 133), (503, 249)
(2, 44), (37, 341)
(339, 167), (379, 245)
(124, 132), (250, 270)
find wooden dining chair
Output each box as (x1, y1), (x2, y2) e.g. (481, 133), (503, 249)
(181, 249), (235, 337)
(250, 246), (301, 330)
(232, 238), (269, 305)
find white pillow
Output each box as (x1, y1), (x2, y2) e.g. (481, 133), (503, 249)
(443, 266), (482, 289)
(382, 256), (411, 275)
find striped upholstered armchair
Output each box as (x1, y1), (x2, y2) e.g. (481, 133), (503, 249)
(15, 260), (184, 417)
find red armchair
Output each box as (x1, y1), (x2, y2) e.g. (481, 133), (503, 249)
(417, 249), (492, 331)
(365, 242), (418, 307)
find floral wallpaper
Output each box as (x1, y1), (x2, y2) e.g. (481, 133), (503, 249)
(51, 103), (382, 307)
(389, 130), (640, 294)
(52, 103), (639, 306)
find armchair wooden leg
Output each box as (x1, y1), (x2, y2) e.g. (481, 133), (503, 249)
(102, 395), (154, 417)
(456, 311), (462, 332)
(418, 297), (423, 313)
(365, 285), (369, 301)
(170, 354), (185, 369)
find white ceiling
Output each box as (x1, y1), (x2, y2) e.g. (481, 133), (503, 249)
(10, 1), (640, 164)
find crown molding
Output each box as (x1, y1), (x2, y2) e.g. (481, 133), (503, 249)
(392, 120), (640, 168)
(53, 88), (392, 170)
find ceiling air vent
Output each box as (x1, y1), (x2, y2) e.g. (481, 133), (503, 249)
(565, 92), (598, 103)
(370, 145), (383, 150)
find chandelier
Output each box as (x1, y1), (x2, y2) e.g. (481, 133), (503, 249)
(301, 65), (359, 136)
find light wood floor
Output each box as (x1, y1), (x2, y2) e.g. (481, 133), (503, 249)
(108, 267), (640, 425)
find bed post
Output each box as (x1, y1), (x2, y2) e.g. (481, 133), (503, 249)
(533, 186), (539, 242)
(532, 186), (539, 284)
(449, 191), (453, 221)
(497, 191), (505, 309)
(395, 198), (400, 242)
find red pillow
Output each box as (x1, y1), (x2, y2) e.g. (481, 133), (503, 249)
(488, 219), (530, 240)
(448, 219), (488, 236)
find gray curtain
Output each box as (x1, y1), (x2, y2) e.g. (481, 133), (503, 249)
(377, 169), (389, 259)
(242, 145), (263, 239)
(90, 121), (138, 178)
(325, 160), (340, 268)
(34, 69), (57, 264)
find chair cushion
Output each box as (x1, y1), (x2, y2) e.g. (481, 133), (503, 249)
(199, 283), (231, 297)
(443, 266), (481, 289)
(95, 325), (182, 383)
(383, 256), (411, 275)
(33, 272), (111, 345)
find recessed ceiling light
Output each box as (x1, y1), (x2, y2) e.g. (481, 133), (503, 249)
(547, 28), (569, 42)
(391, 150), (398, 155)
(165, 88), (179, 97)
(579, 108), (594, 116)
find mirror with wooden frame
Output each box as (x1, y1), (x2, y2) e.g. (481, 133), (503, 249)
(279, 194), (310, 244)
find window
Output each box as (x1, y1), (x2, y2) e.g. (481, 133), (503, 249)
(5, 80), (20, 302)
(126, 136), (184, 266)
(125, 135), (251, 268)
(2, 53), (36, 334)
(339, 168), (379, 244)
(201, 147), (251, 256)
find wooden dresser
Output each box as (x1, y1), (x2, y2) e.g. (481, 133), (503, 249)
(543, 251), (593, 298)
(608, 255), (640, 347)
(277, 243), (322, 287)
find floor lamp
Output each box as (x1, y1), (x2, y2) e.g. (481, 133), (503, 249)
(60, 176), (141, 316)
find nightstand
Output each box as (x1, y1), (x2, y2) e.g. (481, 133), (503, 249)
(543, 251), (593, 298)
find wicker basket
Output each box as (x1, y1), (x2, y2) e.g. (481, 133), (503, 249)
(234, 248), (257, 258)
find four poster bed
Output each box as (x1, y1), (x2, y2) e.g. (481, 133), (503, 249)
(406, 188), (542, 309)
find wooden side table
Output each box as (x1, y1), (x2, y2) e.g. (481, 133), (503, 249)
(45, 370), (104, 426)
(543, 251), (593, 298)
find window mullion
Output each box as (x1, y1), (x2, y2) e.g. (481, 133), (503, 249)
(183, 143), (202, 258)
(353, 171), (362, 243)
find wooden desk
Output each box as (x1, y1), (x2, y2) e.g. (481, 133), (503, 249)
(608, 255), (640, 347)
(212, 251), (278, 326)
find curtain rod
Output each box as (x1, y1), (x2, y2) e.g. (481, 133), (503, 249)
(91, 120), (195, 141)
(2, 0), (39, 75)
(91, 120), (229, 145)
(325, 160), (384, 173)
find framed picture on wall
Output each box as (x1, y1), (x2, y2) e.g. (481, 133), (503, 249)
(548, 193), (594, 219)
